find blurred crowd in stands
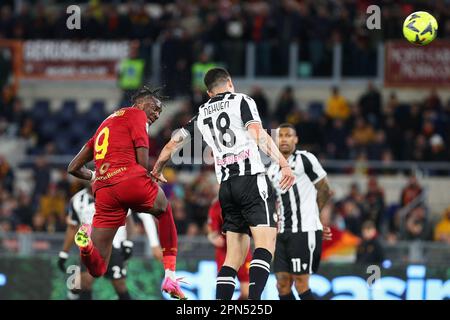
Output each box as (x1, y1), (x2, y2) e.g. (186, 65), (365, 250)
(1, 0), (450, 83)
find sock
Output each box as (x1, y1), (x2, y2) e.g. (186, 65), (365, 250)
(118, 291), (132, 300)
(164, 268), (176, 280)
(80, 245), (107, 278)
(216, 265), (237, 300)
(279, 291), (296, 300)
(157, 203), (178, 258)
(299, 289), (315, 300)
(248, 248), (272, 300)
(79, 290), (92, 300)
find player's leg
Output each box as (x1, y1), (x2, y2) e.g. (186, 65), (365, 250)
(291, 230), (322, 300)
(78, 227), (118, 277)
(111, 279), (132, 300)
(79, 271), (95, 300)
(125, 177), (184, 299)
(245, 174), (278, 300)
(236, 251), (251, 300)
(216, 181), (248, 300)
(248, 226), (277, 300)
(216, 231), (249, 300)
(76, 186), (124, 278)
(276, 272), (295, 300)
(105, 247), (132, 300)
(293, 274), (314, 300)
(274, 234), (296, 300)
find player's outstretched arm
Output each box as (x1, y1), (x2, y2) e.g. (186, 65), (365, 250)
(67, 145), (95, 181)
(247, 122), (295, 190)
(151, 130), (188, 182)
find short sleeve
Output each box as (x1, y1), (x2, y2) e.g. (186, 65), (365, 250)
(300, 152), (327, 184)
(128, 109), (149, 148)
(180, 113), (198, 139)
(240, 95), (262, 128)
(207, 201), (222, 233)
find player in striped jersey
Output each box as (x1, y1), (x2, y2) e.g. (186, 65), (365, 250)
(152, 68), (295, 300)
(267, 123), (333, 300)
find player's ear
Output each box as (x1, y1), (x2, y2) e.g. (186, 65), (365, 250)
(207, 90), (214, 97)
(227, 78), (235, 92)
(294, 136), (299, 145)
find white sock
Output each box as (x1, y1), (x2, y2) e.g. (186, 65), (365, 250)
(165, 269), (176, 281)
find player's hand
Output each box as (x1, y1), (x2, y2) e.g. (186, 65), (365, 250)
(322, 226), (333, 241)
(58, 251), (69, 272)
(121, 240), (134, 261)
(150, 170), (167, 183)
(279, 166), (295, 191)
(152, 246), (163, 261)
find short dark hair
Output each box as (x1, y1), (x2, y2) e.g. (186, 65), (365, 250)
(131, 85), (167, 104)
(204, 67), (230, 91)
(278, 123), (297, 134)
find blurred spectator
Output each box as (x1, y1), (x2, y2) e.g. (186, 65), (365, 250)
(118, 49), (145, 106)
(356, 221), (385, 264)
(191, 51), (217, 92)
(400, 206), (432, 241)
(340, 199), (363, 236)
(358, 82), (382, 127)
(363, 176), (385, 229)
(37, 184), (66, 231)
(325, 87), (350, 120)
(400, 176), (423, 207)
(350, 117), (376, 150)
(184, 169), (216, 232)
(0, 155), (14, 192)
(426, 134), (447, 162)
(434, 206), (450, 243)
(274, 86), (297, 124)
(32, 156), (50, 203)
(250, 86), (269, 125)
(13, 191), (33, 229)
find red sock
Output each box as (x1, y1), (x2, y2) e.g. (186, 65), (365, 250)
(157, 203), (178, 270)
(80, 245), (107, 278)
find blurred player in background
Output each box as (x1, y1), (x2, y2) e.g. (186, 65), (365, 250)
(207, 198), (251, 300)
(267, 124), (333, 300)
(67, 86), (185, 299)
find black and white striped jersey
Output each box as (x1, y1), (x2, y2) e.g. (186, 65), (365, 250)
(180, 92), (265, 183)
(267, 150), (327, 233)
(67, 188), (126, 248)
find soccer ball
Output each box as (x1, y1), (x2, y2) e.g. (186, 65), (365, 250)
(403, 11), (438, 45)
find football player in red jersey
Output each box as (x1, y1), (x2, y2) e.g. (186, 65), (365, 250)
(207, 198), (252, 300)
(67, 86), (186, 299)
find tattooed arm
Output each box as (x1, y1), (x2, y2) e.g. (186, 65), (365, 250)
(315, 177), (334, 240)
(315, 177), (333, 212)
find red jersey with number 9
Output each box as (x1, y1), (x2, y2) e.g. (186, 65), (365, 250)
(85, 107), (149, 193)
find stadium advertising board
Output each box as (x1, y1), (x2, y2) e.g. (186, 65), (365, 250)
(0, 257), (448, 300)
(21, 40), (138, 80)
(385, 40), (450, 87)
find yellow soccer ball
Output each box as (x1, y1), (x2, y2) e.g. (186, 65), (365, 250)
(403, 11), (438, 45)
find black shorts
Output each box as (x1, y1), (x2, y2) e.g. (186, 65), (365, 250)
(80, 247), (127, 280)
(274, 230), (322, 275)
(219, 173), (276, 235)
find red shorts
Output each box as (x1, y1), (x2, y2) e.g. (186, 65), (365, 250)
(93, 175), (159, 228)
(216, 248), (252, 282)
